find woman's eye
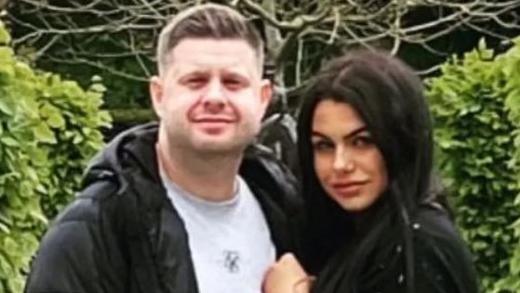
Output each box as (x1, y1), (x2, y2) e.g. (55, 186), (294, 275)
(352, 136), (373, 147)
(312, 140), (334, 151)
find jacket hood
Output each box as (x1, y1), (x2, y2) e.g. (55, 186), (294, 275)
(83, 122), (160, 190)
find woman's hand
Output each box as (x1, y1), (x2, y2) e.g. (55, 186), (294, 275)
(263, 253), (312, 293)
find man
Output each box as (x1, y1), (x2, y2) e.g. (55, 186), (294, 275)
(25, 4), (301, 293)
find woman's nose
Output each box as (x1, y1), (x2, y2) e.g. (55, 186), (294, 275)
(332, 147), (355, 173)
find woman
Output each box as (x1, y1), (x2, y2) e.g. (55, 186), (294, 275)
(263, 51), (479, 293)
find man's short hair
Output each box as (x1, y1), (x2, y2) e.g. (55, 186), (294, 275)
(156, 3), (264, 75)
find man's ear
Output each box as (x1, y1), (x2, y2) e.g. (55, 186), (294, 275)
(259, 79), (273, 112)
(149, 75), (164, 119)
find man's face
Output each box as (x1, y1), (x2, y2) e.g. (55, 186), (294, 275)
(150, 38), (271, 155)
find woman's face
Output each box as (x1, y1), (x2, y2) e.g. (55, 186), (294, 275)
(311, 100), (388, 212)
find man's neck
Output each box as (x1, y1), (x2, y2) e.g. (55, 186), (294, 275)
(157, 142), (243, 202)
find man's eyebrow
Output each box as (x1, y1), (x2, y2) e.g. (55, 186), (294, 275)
(179, 70), (209, 77)
(221, 68), (254, 80)
(222, 71), (248, 78)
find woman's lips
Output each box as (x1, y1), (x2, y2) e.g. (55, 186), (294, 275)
(331, 181), (367, 197)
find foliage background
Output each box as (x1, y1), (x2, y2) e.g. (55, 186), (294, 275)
(426, 39), (520, 292)
(0, 20), (110, 292)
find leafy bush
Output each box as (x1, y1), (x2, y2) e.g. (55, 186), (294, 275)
(426, 39), (520, 292)
(0, 20), (110, 292)
(492, 37), (520, 293)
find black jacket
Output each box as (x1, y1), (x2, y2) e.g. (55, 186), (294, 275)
(25, 122), (302, 293)
(312, 205), (479, 293)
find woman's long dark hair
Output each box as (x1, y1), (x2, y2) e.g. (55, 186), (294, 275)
(298, 51), (437, 293)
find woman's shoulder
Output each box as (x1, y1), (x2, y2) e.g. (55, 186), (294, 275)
(414, 205), (459, 238)
(411, 205), (479, 293)
(413, 205), (469, 254)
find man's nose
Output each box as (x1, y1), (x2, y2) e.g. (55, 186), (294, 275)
(201, 79), (227, 113)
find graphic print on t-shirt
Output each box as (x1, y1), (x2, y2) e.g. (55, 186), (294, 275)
(222, 250), (240, 273)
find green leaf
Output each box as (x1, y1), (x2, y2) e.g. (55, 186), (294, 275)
(0, 98), (15, 116)
(43, 109), (66, 129)
(1, 136), (19, 147)
(89, 83), (107, 93)
(33, 123), (56, 144)
(0, 22), (11, 45)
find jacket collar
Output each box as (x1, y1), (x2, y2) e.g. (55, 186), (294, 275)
(85, 122), (301, 255)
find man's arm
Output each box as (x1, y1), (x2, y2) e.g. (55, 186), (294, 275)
(25, 219), (102, 293)
(25, 188), (125, 293)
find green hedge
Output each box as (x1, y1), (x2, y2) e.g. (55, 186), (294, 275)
(0, 20), (110, 292)
(426, 39), (520, 292)
(493, 37), (520, 293)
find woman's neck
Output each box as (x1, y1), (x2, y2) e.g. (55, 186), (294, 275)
(351, 196), (392, 236)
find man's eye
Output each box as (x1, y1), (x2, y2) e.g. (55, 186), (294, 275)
(223, 79), (243, 90)
(185, 78), (206, 87)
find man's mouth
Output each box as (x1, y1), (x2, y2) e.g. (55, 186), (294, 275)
(191, 115), (236, 123)
(193, 118), (234, 123)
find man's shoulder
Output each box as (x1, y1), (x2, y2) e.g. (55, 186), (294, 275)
(240, 145), (300, 202)
(35, 179), (123, 266)
(242, 144), (296, 184)
(52, 178), (120, 226)
(25, 179), (127, 293)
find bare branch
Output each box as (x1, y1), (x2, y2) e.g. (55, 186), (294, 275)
(239, 0), (331, 31)
(5, 0), (519, 109)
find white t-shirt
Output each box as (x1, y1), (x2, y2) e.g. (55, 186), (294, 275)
(161, 174), (276, 293)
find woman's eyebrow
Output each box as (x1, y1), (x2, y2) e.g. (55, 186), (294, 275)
(344, 127), (368, 139)
(311, 126), (367, 139)
(311, 131), (327, 138)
